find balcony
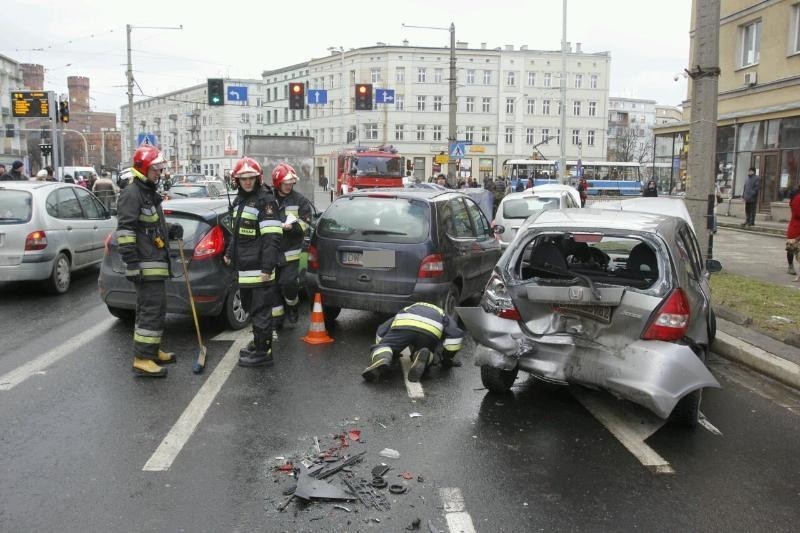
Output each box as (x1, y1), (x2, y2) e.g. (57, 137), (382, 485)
(188, 124), (199, 132)
(154, 117), (161, 124)
(190, 109), (201, 117)
(190, 139), (200, 146)
(169, 128), (178, 135)
(169, 113), (178, 120)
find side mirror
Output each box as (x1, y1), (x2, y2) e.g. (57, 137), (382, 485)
(706, 258), (722, 273)
(493, 225), (505, 235)
(109, 206), (118, 217)
(163, 182), (171, 191)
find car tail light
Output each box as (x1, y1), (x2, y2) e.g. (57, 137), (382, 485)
(418, 254), (444, 278)
(642, 288), (690, 341)
(25, 230), (48, 251)
(193, 225), (225, 260)
(308, 244), (319, 270)
(104, 233), (113, 255)
(482, 272), (521, 320)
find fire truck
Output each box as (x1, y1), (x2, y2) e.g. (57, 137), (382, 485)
(331, 145), (405, 195)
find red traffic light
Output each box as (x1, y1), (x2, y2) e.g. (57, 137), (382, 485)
(292, 84), (302, 94)
(355, 83), (373, 110)
(289, 82), (305, 110)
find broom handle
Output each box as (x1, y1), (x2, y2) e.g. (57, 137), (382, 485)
(177, 240), (204, 347)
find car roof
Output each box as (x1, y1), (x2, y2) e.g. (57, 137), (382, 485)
(0, 181), (71, 191)
(345, 187), (462, 202)
(526, 207), (681, 234)
(501, 189), (565, 201)
(594, 197), (694, 231)
(162, 198), (230, 218)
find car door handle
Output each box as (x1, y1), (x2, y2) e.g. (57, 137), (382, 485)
(93, 226), (98, 230)
(66, 226), (72, 231)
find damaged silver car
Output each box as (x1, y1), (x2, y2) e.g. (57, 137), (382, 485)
(457, 209), (722, 426)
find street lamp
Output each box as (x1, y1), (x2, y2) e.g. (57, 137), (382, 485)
(402, 22), (456, 181)
(327, 46), (346, 153)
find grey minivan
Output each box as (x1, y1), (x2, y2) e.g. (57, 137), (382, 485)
(0, 181), (116, 293)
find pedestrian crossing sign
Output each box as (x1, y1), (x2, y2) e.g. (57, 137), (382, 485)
(449, 142), (466, 158)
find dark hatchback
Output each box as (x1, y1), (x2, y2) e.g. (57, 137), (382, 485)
(305, 188), (501, 324)
(98, 198), (248, 329)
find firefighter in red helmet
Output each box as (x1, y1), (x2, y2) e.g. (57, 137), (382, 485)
(114, 145), (183, 377)
(224, 157), (283, 367)
(270, 163), (313, 329)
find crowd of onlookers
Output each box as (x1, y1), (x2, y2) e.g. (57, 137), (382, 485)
(0, 161), (119, 210)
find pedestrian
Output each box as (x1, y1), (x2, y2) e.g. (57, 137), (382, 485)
(577, 176), (589, 207)
(785, 187), (800, 277)
(642, 179), (658, 197)
(469, 177), (478, 188)
(361, 302), (464, 382)
(0, 163), (5, 179)
(114, 145), (183, 377)
(435, 173), (450, 188)
(742, 167), (760, 227)
(63, 174), (75, 184)
(44, 166), (55, 181)
(271, 163), (313, 330)
(224, 157), (283, 366)
(1, 161), (27, 181)
(93, 171), (116, 211)
(34, 169), (48, 181)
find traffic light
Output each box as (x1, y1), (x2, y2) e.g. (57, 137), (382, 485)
(289, 82), (305, 110)
(355, 84), (373, 110)
(59, 100), (69, 123)
(207, 78), (224, 106)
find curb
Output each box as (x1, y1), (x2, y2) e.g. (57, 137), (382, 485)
(717, 223), (784, 237)
(712, 331), (800, 390)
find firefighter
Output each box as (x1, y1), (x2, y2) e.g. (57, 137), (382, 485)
(115, 145), (183, 377)
(361, 302), (464, 383)
(270, 163), (313, 329)
(224, 157), (283, 367)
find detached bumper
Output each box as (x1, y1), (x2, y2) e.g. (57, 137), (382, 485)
(456, 306), (720, 419)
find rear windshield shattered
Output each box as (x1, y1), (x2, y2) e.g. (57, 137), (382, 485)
(318, 196), (430, 243)
(0, 190), (33, 224)
(514, 233), (660, 290)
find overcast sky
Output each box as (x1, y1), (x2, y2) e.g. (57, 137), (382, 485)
(1, 0), (692, 115)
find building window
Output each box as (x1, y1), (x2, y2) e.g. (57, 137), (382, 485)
(506, 71), (516, 86)
(417, 125), (425, 141)
(527, 71), (536, 87)
(526, 98), (536, 114)
(329, 75), (334, 88)
(739, 19), (761, 67)
(417, 68), (427, 82)
(572, 129), (581, 145)
(590, 74), (598, 89)
(587, 129), (595, 146)
(544, 72), (552, 87)
(483, 70), (492, 84)
(793, 4), (800, 54)
(558, 101), (562, 116)
(466, 69), (475, 84)
(465, 97), (475, 112)
(505, 98), (515, 114)
(396, 67), (405, 83)
(588, 101), (597, 117)
(573, 101), (581, 116)
(371, 68), (381, 83)
(365, 123), (378, 140)
(504, 127), (514, 144)
(417, 96), (426, 111)
(541, 129), (550, 144)
(574, 74), (583, 88)
(481, 126), (490, 143)
(435, 68), (443, 83)
(482, 97), (491, 113)
(555, 129), (561, 145)
(395, 124), (405, 140)
(433, 96), (443, 111)
(526, 127), (535, 144)
(465, 126), (474, 143)
(395, 95), (404, 111)
(542, 99), (551, 115)
(433, 125), (443, 141)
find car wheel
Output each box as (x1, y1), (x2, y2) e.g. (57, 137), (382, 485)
(442, 282), (461, 318)
(322, 305), (341, 329)
(44, 252), (71, 294)
(107, 305), (135, 323)
(223, 288), (250, 330)
(480, 364), (518, 393)
(670, 347), (706, 427)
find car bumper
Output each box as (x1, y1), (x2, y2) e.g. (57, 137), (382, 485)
(456, 306), (720, 419)
(305, 272), (450, 314)
(0, 260), (54, 282)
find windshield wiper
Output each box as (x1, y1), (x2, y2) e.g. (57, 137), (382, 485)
(530, 263), (601, 301)
(361, 229), (407, 235)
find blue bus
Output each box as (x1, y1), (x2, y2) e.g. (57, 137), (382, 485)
(502, 159), (643, 196)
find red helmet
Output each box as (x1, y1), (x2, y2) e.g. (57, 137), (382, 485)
(132, 145), (166, 176)
(271, 163), (298, 188)
(231, 157), (263, 186)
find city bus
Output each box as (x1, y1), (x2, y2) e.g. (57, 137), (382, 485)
(502, 159), (643, 196)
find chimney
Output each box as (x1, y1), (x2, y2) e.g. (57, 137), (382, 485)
(504, 44), (514, 51)
(480, 42), (487, 49)
(520, 45), (528, 51)
(576, 42), (582, 53)
(403, 39), (409, 46)
(456, 41), (468, 49)
(376, 42), (386, 46)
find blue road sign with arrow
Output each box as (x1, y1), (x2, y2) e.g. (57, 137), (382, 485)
(227, 86), (248, 102)
(308, 89), (328, 105)
(375, 89), (395, 104)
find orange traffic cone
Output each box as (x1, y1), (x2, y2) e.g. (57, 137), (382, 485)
(302, 293), (334, 345)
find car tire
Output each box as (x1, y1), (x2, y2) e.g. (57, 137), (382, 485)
(480, 364), (518, 393)
(223, 288), (250, 330)
(670, 347), (706, 427)
(322, 305), (341, 329)
(708, 308), (717, 344)
(44, 252), (71, 294)
(442, 282), (461, 318)
(107, 305), (135, 323)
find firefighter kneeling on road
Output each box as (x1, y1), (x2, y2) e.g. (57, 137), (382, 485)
(271, 163), (313, 329)
(224, 157), (283, 367)
(362, 302), (464, 382)
(115, 145), (183, 377)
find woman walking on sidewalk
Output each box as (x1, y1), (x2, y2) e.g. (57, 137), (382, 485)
(785, 188), (800, 276)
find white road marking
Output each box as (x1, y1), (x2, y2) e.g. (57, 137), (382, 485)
(0, 317), (115, 391)
(210, 329), (243, 341)
(143, 333), (248, 471)
(572, 388), (675, 474)
(698, 411), (723, 435)
(399, 354), (425, 399)
(439, 487), (476, 533)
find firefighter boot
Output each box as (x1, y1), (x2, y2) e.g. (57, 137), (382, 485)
(361, 348), (392, 382)
(238, 336), (274, 367)
(239, 339), (256, 359)
(407, 348), (434, 383)
(157, 349), (176, 365)
(133, 357), (167, 377)
(286, 305), (299, 329)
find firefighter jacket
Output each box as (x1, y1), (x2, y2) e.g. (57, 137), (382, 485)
(115, 171), (172, 280)
(274, 188), (312, 264)
(225, 187), (283, 288)
(377, 302), (465, 355)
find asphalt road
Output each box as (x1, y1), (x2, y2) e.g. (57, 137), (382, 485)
(1, 267), (799, 532)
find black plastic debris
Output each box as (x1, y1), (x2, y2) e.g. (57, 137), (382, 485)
(294, 467), (356, 502)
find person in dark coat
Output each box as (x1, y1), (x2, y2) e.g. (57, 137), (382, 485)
(742, 167), (761, 226)
(0, 161), (27, 181)
(642, 179), (658, 197)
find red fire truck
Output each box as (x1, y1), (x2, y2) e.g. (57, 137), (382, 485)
(332, 145), (405, 194)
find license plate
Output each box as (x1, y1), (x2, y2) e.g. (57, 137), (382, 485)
(555, 304), (614, 324)
(341, 251), (363, 266)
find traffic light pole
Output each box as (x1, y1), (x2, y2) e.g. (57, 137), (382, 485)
(448, 23), (456, 182)
(48, 92), (60, 178)
(558, 0), (568, 185)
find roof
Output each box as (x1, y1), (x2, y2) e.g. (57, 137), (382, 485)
(345, 187), (460, 201)
(526, 208), (679, 234)
(0, 181), (63, 190)
(162, 198), (230, 217)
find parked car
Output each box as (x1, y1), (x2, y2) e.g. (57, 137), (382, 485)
(98, 198), (248, 329)
(172, 174), (207, 184)
(305, 188), (502, 325)
(493, 188), (580, 249)
(457, 208), (722, 426)
(0, 181), (116, 293)
(163, 182), (224, 200)
(595, 197), (695, 232)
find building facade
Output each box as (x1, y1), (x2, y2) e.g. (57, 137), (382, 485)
(607, 97), (657, 164)
(654, 0), (800, 210)
(1, 55), (26, 167)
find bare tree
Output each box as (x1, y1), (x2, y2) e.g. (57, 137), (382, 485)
(610, 126), (653, 164)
